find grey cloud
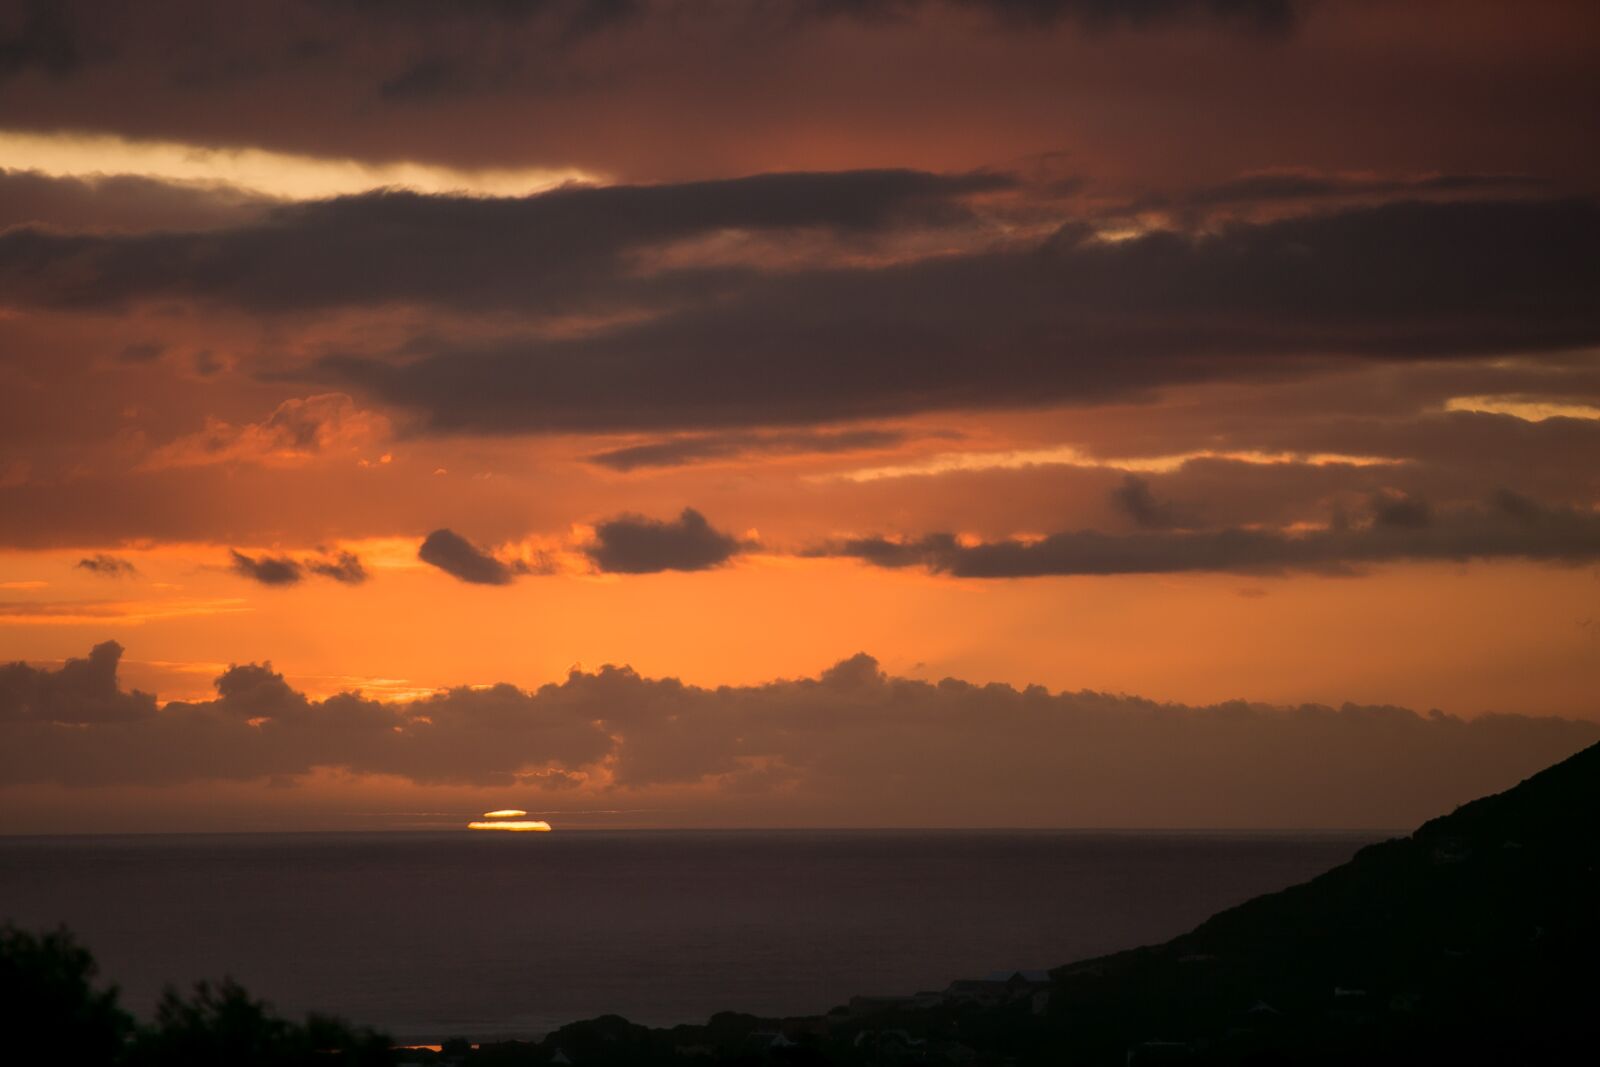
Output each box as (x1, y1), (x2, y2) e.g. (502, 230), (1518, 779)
(1490, 488), (1546, 523)
(586, 428), (910, 471)
(418, 528), (517, 585)
(0, 170), (1008, 313)
(826, 493), (1600, 577)
(951, 0), (1297, 30)
(4, 186), (1595, 438)
(1370, 490), (1432, 530)
(586, 508), (743, 573)
(230, 548), (369, 585)
(1, 0), (1296, 94)
(366, 0), (643, 102)
(117, 342), (165, 363)
(1083, 401), (1600, 531)
(0, 650), (611, 788)
(0, 0), (80, 81)
(1151, 170), (1546, 212)
(75, 553), (137, 577)
(354, 0), (1302, 35)
(0, 169), (273, 233)
(377, 57), (477, 103)
(1245, 410), (1600, 490)
(305, 550), (369, 584)
(229, 549), (303, 586)
(317, 198), (1600, 434)
(1109, 474), (1178, 529)
(191, 349), (223, 377)
(0, 641), (155, 724)
(211, 660), (308, 719)
(2, 644), (1596, 831)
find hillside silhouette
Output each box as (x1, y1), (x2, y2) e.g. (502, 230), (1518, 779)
(1034, 735), (1600, 1064)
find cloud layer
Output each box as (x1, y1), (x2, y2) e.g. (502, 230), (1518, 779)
(2, 644), (1595, 828)
(0, 171), (1003, 314)
(316, 198), (1600, 434)
(827, 491), (1600, 577)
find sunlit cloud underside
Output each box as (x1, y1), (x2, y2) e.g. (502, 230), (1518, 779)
(0, 129), (600, 200)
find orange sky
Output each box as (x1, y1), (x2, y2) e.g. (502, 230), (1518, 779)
(1, 0), (1597, 832)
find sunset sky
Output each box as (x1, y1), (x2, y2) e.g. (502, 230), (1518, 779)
(2, 0), (1597, 833)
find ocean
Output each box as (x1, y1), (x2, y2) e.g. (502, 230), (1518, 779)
(0, 829), (1381, 1042)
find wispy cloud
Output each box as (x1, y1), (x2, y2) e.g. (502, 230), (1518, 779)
(0, 597), (250, 625)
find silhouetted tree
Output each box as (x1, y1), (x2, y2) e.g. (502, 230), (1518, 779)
(0, 922), (131, 1065)
(126, 977), (394, 1067)
(1, 923), (392, 1066)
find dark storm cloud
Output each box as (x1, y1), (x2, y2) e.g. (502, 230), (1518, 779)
(417, 528), (518, 585)
(317, 197), (1600, 434)
(75, 553), (137, 577)
(586, 508), (743, 573)
(0, 170), (1008, 312)
(2, 644), (1596, 830)
(228, 549), (303, 586)
(826, 492), (1600, 577)
(0, 642), (154, 724)
(586, 428), (910, 471)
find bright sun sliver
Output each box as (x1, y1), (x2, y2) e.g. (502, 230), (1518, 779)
(466, 819), (552, 832)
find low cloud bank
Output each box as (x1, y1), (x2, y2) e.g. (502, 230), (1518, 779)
(2, 644), (1595, 828)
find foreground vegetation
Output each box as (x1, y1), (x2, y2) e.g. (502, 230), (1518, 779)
(0, 924), (391, 1066)
(5, 739), (1596, 1065)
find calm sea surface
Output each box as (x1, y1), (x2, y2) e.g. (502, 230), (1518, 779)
(0, 829), (1381, 1041)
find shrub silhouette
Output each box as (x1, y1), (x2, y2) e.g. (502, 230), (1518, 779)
(126, 977), (392, 1066)
(0, 923), (131, 1064)
(0, 924), (392, 1066)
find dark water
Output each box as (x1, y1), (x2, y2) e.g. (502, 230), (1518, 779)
(0, 829), (1380, 1041)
